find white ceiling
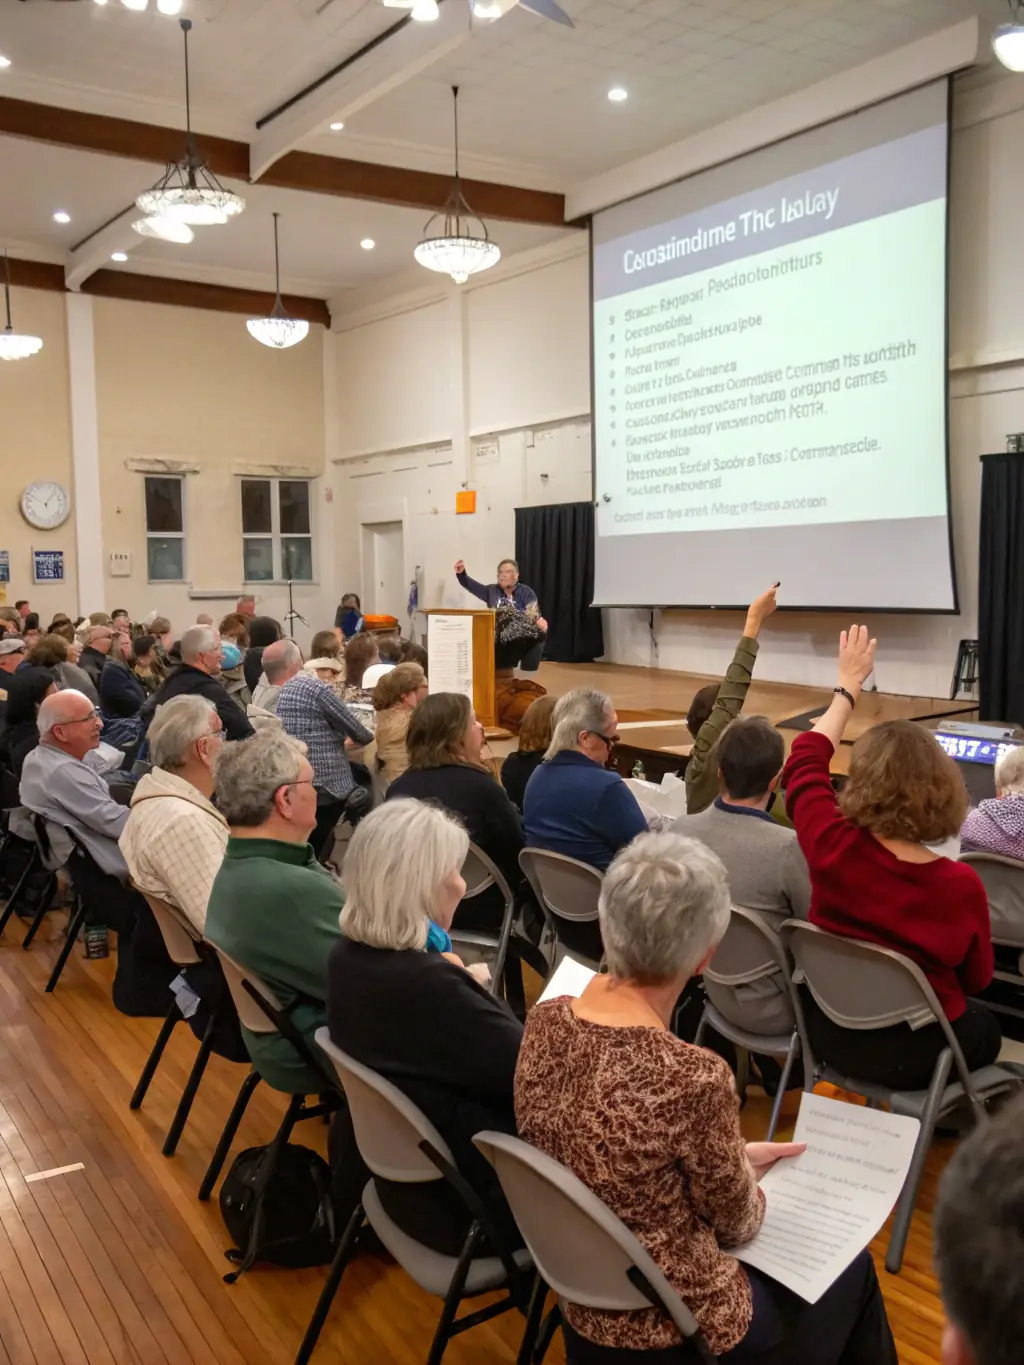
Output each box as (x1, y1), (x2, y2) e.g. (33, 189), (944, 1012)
(0, 0), (1008, 298)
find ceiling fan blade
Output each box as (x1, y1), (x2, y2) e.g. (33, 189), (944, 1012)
(517, 0), (574, 25)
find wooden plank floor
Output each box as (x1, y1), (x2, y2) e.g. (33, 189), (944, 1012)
(0, 906), (953, 1364)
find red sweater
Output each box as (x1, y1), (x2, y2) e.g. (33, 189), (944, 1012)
(783, 731), (993, 1021)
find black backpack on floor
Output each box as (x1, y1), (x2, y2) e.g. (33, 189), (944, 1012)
(220, 1143), (337, 1280)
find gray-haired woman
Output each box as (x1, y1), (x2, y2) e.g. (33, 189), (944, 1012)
(327, 798), (524, 1257)
(516, 831), (897, 1365)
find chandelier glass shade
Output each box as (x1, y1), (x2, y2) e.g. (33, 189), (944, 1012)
(0, 252), (43, 362)
(134, 20), (245, 232)
(248, 214), (309, 350)
(415, 86), (500, 284)
(131, 214), (196, 244)
(993, 21), (1024, 71)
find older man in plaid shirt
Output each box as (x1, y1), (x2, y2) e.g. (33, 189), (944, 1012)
(275, 668), (373, 858)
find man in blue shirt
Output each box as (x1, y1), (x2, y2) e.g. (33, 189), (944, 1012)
(523, 688), (647, 871)
(455, 558), (548, 672)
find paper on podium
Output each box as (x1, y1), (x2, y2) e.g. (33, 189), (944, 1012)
(538, 956), (597, 1004)
(733, 1091), (920, 1303)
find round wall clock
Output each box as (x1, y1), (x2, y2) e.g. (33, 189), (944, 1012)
(20, 480), (71, 531)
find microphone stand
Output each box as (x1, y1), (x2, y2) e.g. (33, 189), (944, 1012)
(281, 546), (308, 636)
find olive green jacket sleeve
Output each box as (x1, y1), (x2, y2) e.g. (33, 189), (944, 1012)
(684, 636), (760, 815)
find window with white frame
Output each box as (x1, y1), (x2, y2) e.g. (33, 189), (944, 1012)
(145, 475), (185, 581)
(241, 478), (313, 582)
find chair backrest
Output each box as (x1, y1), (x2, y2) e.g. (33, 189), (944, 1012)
(704, 905), (801, 1036)
(315, 1028), (450, 1182)
(462, 842), (513, 907)
(782, 920), (977, 1093)
(959, 851), (1024, 946)
(473, 1132), (707, 1350)
(0, 768), (21, 812)
(142, 892), (202, 967)
(519, 848), (602, 922)
(206, 943), (284, 1035)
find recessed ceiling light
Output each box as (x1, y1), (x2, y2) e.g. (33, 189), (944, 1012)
(360, 238), (375, 250)
(472, 0), (502, 16)
(93, 0), (108, 6)
(157, 0), (183, 12)
(121, 0), (149, 10)
(53, 211), (71, 224)
(111, 252), (129, 262)
(411, 0), (439, 19)
(608, 86), (628, 102)
(0, 55), (11, 70)
(330, 121), (344, 132)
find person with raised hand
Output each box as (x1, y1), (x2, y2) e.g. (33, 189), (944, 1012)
(685, 582), (780, 815)
(783, 626), (1000, 1089)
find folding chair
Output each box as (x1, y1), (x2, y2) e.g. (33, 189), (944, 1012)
(783, 919), (1024, 1273)
(959, 851), (1024, 1027)
(474, 1131), (716, 1365)
(198, 943), (342, 1280)
(297, 1031), (532, 1365)
(449, 843), (518, 1002)
(0, 812), (60, 950)
(694, 906), (807, 1140)
(519, 848), (604, 971)
(130, 894), (241, 1157)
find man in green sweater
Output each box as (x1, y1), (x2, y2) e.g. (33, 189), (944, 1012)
(684, 583), (779, 815)
(205, 728), (343, 1095)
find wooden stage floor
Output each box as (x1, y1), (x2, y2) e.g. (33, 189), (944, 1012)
(0, 906), (962, 1365)
(531, 661), (978, 775)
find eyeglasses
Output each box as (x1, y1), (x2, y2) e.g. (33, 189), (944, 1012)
(589, 732), (619, 751)
(60, 710), (100, 726)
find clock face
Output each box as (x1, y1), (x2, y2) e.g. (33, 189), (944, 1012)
(20, 480), (70, 531)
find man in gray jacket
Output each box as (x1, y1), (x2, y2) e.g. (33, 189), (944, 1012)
(675, 714), (810, 1034)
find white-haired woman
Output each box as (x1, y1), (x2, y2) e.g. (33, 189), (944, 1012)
(327, 798), (524, 1257)
(961, 744), (1024, 860)
(516, 832), (897, 1365)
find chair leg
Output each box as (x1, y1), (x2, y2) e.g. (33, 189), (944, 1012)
(198, 1069), (261, 1201)
(130, 1002), (179, 1109)
(293, 1203), (365, 1365)
(516, 1275), (548, 1365)
(885, 1051), (953, 1274)
(44, 899), (87, 993)
(224, 1093), (306, 1281)
(0, 848), (41, 938)
(766, 1035), (799, 1141)
(693, 1007), (708, 1048)
(425, 1224), (483, 1365)
(736, 1048), (751, 1108)
(533, 1305), (562, 1365)
(162, 1008), (218, 1157)
(21, 873), (57, 949)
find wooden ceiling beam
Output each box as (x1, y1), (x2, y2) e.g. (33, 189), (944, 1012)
(0, 96), (574, 227)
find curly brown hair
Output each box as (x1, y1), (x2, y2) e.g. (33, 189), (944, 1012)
(219, 613), (250, 648)
(372, 662), (426, 711)
(27, 633), (70, 667)
(839, 720), (969, 843)
(517, 694), (558, 753)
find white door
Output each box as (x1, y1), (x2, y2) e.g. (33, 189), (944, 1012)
(362, 520), (405, 619)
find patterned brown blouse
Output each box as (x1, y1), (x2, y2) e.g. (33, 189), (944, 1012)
(515, 998), (765, 1355)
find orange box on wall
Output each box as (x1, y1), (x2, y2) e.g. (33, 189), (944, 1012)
(455, 490), (477, 514)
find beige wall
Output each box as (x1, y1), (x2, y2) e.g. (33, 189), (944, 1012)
(0, 287), (77, 622)
(92, 297), (330, 641)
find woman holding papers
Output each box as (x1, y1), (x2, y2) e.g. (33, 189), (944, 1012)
(516, 832), (896, 1364)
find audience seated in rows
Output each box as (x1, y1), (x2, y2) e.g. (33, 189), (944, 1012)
(784, 626), (1000, 1089)
(341, 632), (379, 706)
(523, 688), (646, 871)
(144, 625), (254, 742)
(1, 666), (59, 776)
(216, 614), (254, 710)
(120, 696), (228, 934)
(243, 615), (282, 693)
(934, 1091), (1024, 1365)
(276, 661), (374, 857)
(678, 715), (810, 1033)
(685, 583), (779, 816)
(387, 692), (524, 928)
(204, 729), (342, 1094)
(99, 630), (147, 748)
(251, 637), (302, 715)
(130, 635), (163, 697)
(0, 636), (28, 728)
(28, 631), (98, 703)
(500, 693), (557, 813)
(961, 745), (1024, 861)
(516, 832), (897, 1365)
(371, 661), (428, 786)
(328, 799), (523, 1254)
(78, 622), (115, 692)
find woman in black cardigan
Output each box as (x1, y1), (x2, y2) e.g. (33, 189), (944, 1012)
(386, 691), (524, 929)
(328, 798), (523, 1255)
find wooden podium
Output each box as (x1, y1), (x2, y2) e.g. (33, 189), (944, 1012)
(423, 609), (496, 728)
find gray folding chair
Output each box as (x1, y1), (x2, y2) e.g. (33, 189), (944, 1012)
(474, 1131), (716, 1365)
(298, 1030), (532, 1365)
(448, 842), (516, 999)
(519, 848), (604, 971)
(782, 919), (1024, 1273)
(694, 906), (807, 1140)
(960, 849), (1024, 963)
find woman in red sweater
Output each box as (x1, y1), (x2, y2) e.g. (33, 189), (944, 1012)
(783, 626), (1000, 1089)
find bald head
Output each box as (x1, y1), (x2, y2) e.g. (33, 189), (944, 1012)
(38, 688), (101, 760)
(263, 637), (302, 685)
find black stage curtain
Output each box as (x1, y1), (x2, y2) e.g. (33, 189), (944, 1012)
(515, 502), (604, 664)
(979, 453), (1024, 724)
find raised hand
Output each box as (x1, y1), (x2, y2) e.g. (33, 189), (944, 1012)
(837, 624), (877, 695)
(454, 559), (466, 575)
(743, 582), (780, 638)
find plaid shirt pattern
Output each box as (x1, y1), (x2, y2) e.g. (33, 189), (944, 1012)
(276, 671), (374, 798)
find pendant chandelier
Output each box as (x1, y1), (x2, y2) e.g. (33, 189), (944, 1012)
(414, 86), (500, 285)
(0, 252), (43, 362)
(247, 214), (309, 350)
(133, 19), (245, 236)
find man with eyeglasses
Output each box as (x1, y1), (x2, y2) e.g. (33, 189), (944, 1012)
(523, 687), (647, 872)
(79, 623), (115, 692)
